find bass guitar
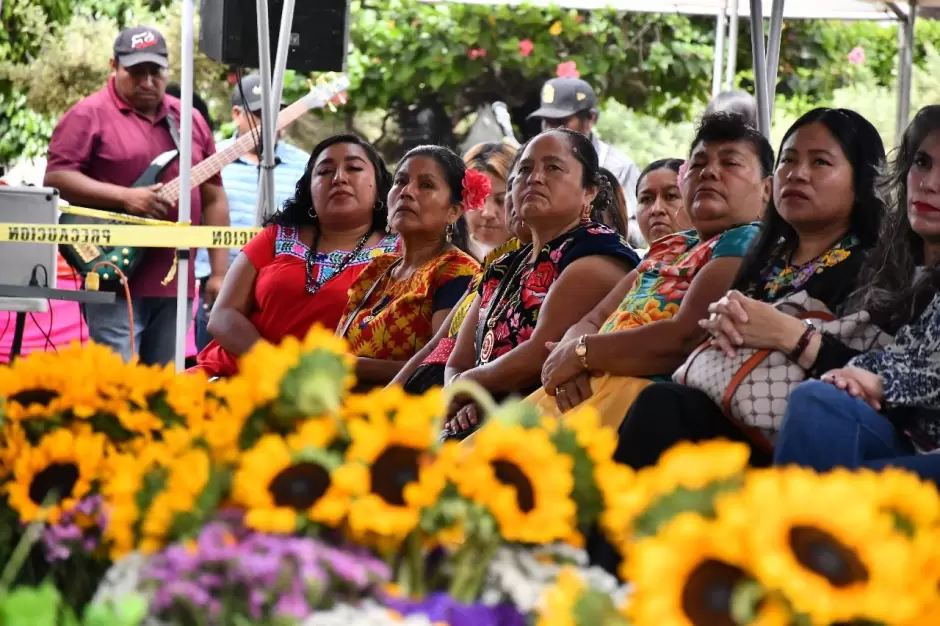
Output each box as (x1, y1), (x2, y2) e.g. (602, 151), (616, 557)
(59, 74), (350, 286)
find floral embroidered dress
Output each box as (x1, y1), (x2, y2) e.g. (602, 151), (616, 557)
(600, 223), (760, 334)
(192, 225), (398, 378)
(474, 222), (639, 393)
(338, 249), (479, 361)
(403, 239), (522, 395)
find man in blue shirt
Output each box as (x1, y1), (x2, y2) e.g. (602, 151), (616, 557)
(193, 73), (309, 352)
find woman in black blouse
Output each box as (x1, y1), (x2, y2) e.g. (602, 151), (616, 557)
(613, 108), (887, 466)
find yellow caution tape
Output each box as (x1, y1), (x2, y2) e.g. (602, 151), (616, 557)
(59, 205), (191, 227)
(0, 223), (261, 248)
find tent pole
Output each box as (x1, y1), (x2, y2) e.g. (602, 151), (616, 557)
(254, 0), (275, 227)
(174, 0), (194, 372)
(748, 0), (771, 138)
(712, 2), (728, 98)
(725, 0), (740, 90)
(766, 0), (785, 120)
(895, 1), (916, 142)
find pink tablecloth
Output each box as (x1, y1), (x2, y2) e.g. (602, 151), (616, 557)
(0, 255), (198, 363)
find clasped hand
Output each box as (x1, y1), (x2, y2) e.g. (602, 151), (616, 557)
(822, 366), (884, 410)
(699, 290), (804, 356)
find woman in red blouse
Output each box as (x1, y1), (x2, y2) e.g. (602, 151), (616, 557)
(190, 134), (398, 377)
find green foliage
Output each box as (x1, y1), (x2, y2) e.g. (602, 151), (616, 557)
(0, 581), (146, 626)
(346, 0), (715, 121)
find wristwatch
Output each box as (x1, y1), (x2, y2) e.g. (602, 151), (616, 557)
(575, 334), (590, 370)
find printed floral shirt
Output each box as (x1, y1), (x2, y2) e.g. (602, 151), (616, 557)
(475, 222), (638, 366)
(600, 223), (760, 333)
(851, 290), (940, 449)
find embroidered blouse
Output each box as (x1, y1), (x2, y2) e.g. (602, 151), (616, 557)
(338, 249), (479, 360)
(476, 222), (638, 367)
(600, 223), (760, 334)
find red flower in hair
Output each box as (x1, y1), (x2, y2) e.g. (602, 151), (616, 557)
(462, 169), (491, 211)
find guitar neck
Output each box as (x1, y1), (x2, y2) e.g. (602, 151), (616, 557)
(159, 97), (313, 205)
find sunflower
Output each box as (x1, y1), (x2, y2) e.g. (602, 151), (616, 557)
(344, 389), (450, 545)
(719, 467), (934, 624)
(235, 325), (355, 418)
(452, 421), (576, 544)
(6, 429), (106, 524)
(195, 377), (254, 463)
(232, 429), (364, 534)
(139, 447), (213, 553)
(853, 467), (940, 535)
(603, 440), (750, 546)
(624, 512), (789, 626)
(0, 424), (27, 480)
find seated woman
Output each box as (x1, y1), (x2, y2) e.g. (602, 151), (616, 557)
(191, 134), (398, 377)
(530, 112), (771, 428)
(609, 107), (887, 471)
(393, 165), (528, 395)
(634, 158), (694, 246)
(442, 128), (640, 435)
(338, 145), (481, 390)
(463, 142), (518, 261)
(773, 105), (940, 483)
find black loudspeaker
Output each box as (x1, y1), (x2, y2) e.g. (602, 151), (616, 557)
(199, 0), (350, 73)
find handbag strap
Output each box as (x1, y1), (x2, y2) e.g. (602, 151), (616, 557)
(338, 258), (402, 339)
(475, 249), (530, 355)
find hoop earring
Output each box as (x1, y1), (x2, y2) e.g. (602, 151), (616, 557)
(374, 200), (385, 212)
(446, 223), (454, 243)
(308, 207), (318, 220)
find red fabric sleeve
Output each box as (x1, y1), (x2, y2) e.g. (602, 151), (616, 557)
(194, 113), (223, 187)
(242, 225), (277, 270)
(45, 104), (99, 174)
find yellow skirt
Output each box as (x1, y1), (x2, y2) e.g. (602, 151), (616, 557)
(526, 374), (653, 430)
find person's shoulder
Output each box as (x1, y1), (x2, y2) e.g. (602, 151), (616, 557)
(63, 86), (110, 117)
(278, 141), (310, 165)
(442, 248), (480, 271)
(716, 221), (761, 244)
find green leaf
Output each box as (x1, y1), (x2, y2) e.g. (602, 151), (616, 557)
(0, 582), (62, 626)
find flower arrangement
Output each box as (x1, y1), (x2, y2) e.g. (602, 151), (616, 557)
(0, 329), (939, 626)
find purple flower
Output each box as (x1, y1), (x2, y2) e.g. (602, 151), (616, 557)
(384, 592), (527, 626)
(40, 495), (106, 562)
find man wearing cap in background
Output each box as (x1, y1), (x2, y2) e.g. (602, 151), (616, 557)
(44, 26), (229, 366)
(192, 73), (308, 352)
(528, 77), (644, 247)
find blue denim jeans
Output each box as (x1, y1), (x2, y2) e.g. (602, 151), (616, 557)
(774, 380), (940, 483)
(83, 297), (192, 366)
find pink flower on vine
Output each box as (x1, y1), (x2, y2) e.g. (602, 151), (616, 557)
(848, 46), (866, 66)
(519, 39), (534, 57)
(556, 61), (579, 78)
(467, 48), (487, 61)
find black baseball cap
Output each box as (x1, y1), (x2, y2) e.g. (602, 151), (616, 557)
(527, 78), (598, 121)
(113, 26), (168, 68)
(231, 73), (287, 114)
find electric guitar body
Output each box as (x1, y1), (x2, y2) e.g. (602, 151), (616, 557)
(59, 149), (178, 284)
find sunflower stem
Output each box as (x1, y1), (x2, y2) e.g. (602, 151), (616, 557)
(441, 380), (499, 419)
(399, 531), (427, 598)
(447, 540), (479, 603)
(0, 517), (44, 595)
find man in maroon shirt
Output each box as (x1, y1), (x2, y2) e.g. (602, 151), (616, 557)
(44, 26), (229, 365)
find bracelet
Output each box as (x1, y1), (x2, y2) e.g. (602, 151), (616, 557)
(788, 322), (816, 364)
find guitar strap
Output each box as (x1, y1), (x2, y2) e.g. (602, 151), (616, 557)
(163, 110), (182, 152)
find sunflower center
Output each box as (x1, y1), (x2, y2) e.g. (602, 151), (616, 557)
(371, 445), (421, 507)
(28, 462), (80, 506)
(9, 388), (59, 407)
(491, 460), (535, 513)
(268, 462), (331, 509)
(681, 559), (745, 626)
(789, 525), (869, 587)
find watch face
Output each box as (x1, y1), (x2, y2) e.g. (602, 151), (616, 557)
(576, 344), (586, 357)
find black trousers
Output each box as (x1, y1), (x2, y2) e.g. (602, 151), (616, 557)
(588, 382), (772, 577)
